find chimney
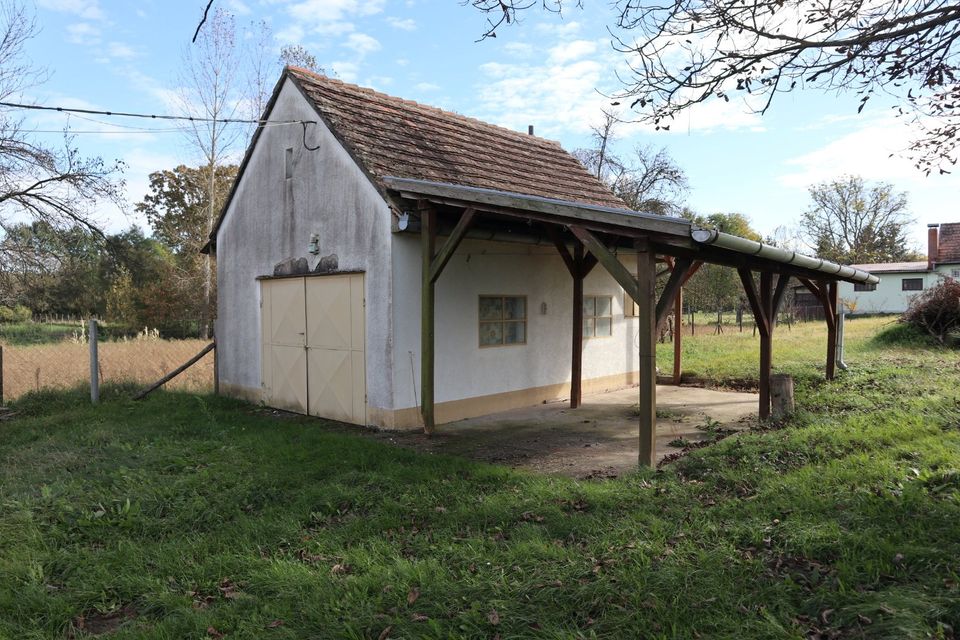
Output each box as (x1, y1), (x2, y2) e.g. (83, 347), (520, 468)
(928, 223), (939, 270)
(527, 125), (534, 136)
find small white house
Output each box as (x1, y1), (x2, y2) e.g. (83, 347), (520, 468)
(207, 67), (876, 447)
(208, 67), (651, 429)
(838, 223), (960, 314)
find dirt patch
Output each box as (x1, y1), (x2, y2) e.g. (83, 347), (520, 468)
(331, 384), (760, 479)
(70, 603), (139, 636)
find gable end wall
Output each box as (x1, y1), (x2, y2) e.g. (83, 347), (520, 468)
(215, 79), (394, 416)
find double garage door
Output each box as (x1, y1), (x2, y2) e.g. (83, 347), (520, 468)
(260, 273), (366, 425)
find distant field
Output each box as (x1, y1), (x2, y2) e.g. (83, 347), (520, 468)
(0, 321), (81, 346)
(0, 339), (214, 401)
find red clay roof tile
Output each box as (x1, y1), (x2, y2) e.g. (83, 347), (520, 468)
(287, 67), (626, 209)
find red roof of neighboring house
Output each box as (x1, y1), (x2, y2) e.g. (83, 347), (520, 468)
(285, 66), (626, 209)
(849, 261), (928, 273)
(936, 223), (960, 263)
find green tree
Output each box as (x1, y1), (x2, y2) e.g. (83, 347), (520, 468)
(801, 175), (916, 265)
(135, 164), (238, 330)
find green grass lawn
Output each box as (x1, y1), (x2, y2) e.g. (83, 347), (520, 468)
(1, 318), (959, 638)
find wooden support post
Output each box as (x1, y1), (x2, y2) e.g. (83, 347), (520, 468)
(420, 203), (437, 434)
(672, 288), (682, 385)
(637, 243), (658, 467)
(655, 257), (692, 331)
(799, 278), (839, 381)
(821, 280), (837, 380)
(89, 318), (99, 405)
(571, 243), (584, 409)
(759, 272), (773, 419)
(0, 345), (4, 406)
(428, 207), (476, 283)
(549, 228), (596, 409)
(738, 269), (774, 419)
(133, 342), (215, 400)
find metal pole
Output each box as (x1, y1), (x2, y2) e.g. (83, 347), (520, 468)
(89, 319), (99, 404)
(837, 310), (848, 371)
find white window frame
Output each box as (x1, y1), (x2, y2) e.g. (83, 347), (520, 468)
(478, 295), (527, 348)
(583, 294), (613, 338)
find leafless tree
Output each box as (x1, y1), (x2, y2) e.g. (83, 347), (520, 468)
(178, 6), (244, 337)
(470, 1), (960, 174)
(0, 2), (123, 237)
(280, 45), (324, 74)
(245, 19), (274, 124)
(574, 111), (688, 214)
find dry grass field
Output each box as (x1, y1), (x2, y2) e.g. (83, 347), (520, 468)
(1, 338), (214, 401)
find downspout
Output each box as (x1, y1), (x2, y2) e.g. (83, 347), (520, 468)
(836, 308), (848, 371)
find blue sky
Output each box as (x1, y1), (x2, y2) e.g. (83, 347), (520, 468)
(19, 0), (959, 253)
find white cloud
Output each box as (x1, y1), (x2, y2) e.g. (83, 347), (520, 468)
(778, 114), (935, 187)
(275, 24), (306, 44)
(386, 16), (416, 31)
(547, 39), (597, 64)
(345, 32), (381, 57)
(107, 42), (137, 59)
(502, 41), (534, 56)
(415, 82), (440, 92)
(329, 61), (360, 83)
(37, 0), (104, 20)
(66, 22), (100, 45)
(534, 20), (581, 37)
(279, 0), (384, 36)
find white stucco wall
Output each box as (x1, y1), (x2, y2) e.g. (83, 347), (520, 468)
(838, 270), (948, 314)
(391, 235), (644, 409)
(215, 79), (394, 409)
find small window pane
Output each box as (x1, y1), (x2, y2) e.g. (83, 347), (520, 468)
(583, 297), (595, 317)
(504, 296), (525, 320)
(504, 321), (525, 344)
(479, 321), (503, 346)
(583, 318), (595, 337)
(479, 297), (502, 321)
(596, 296), (611, 317)
(595, 317), (612, 336)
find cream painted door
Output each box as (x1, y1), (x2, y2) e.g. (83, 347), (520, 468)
(305, 273), (366, 425)
(261, 278), (308, 413)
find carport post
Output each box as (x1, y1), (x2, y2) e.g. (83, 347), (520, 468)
(636, 242), (657, 467)
(420, 203), (436, 434)
(571, 243), (584, 408)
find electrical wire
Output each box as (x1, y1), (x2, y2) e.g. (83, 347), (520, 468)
(0, 100), (313, 126)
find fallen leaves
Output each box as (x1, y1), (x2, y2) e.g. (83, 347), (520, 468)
(488, 609), (500, 625)
(406, 587), (420, 606)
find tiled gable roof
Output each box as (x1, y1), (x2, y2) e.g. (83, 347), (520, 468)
(286, 67), (626, 209)
(937, 223), (960, 263)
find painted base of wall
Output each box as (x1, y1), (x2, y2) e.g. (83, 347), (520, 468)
(221, 370), (644, 431)
(371, 370), (643, 430)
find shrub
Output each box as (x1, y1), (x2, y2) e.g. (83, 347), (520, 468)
(0, 305), (32, 323)
(901, 277), (960, 345)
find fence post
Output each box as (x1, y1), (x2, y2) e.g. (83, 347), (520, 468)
(0, 344), (4, 406)
(89, 318), (99, 404)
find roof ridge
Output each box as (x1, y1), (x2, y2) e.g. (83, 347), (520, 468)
(286, 65), (567, 150)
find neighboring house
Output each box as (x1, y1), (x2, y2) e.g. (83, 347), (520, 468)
(838, 223), (960, 314)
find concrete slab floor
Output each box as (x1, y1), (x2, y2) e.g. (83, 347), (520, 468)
(365, 385), (760, 479)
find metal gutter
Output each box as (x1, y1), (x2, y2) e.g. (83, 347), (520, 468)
(383, 176), (691, 238)
(691, 228), (880, 284)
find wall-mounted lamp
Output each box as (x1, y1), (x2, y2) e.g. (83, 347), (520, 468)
(308, 233), (320, 255)
(397, 212), (410, 231)
(540, 302), (548, 315)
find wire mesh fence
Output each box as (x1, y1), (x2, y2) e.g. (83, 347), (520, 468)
(1, 333), (214, 403)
